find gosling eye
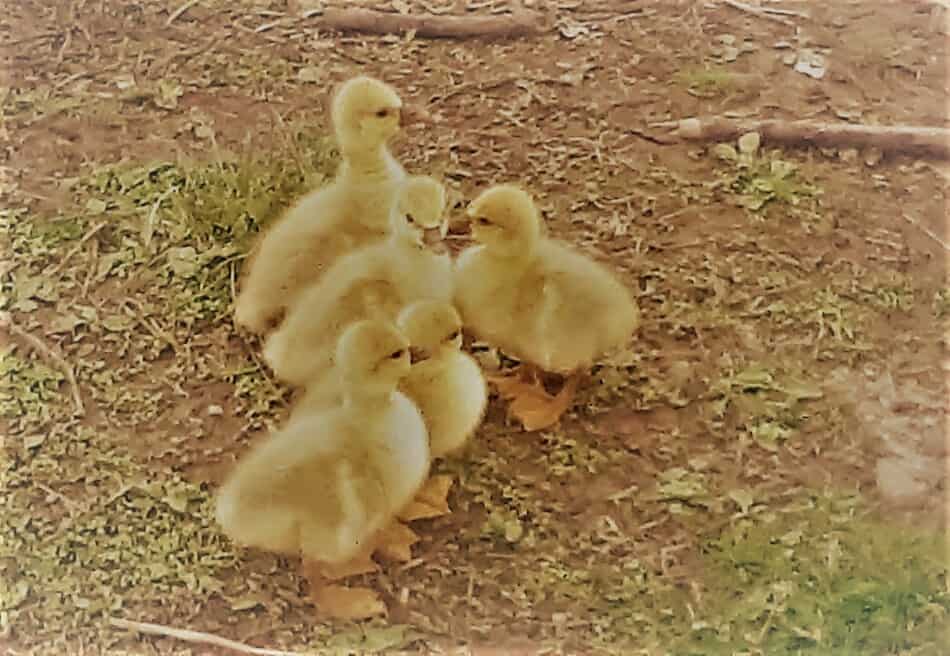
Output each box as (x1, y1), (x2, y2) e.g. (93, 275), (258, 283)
(446, 330), (461, 341)
(388, 349), (406, 360)
(375, 108), (390, 118)
(476, 217), (491, 226)
(405, 214), (416, 225)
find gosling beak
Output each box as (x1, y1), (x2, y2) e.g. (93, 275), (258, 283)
(408, 226), (425, 247)
(408, 346), (429, 364)
(422, 225), (443, 247)
(460, 207), (478, 235)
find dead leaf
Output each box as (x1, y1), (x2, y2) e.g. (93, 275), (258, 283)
(794, 49), (826, 79)
(296, 66), (322, 83)
(312, 584), (387, 621)
(113, 73), (136, 90)
(85, 198), (107, 214)
(155, 79), (184, 110)
(738, 131), (761, 155)
(47, 312), (83, 334)
(373, 521), (420, 563)
(397, 474), (454, 522)
(229, 593), (267, 611)
(167, 246), (199, 278)
(101, 315), (134, 332)
(303, 553), (379, 582)
(487, 373), (577, 431)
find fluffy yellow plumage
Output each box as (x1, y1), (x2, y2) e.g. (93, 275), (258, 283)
(455, 184), (640, 374)
(234, 76), (406, 334)
(396, 300), (487, 458)
(263, 175), (452, 387)
(215, 320), (430, 564)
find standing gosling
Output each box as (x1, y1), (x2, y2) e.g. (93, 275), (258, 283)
(263, 175), (451, 387)
(234, 75), (406, 334)
(215, 319), (429, 564)
(454, 184), (639, 390)
(396, 299), (487, 458)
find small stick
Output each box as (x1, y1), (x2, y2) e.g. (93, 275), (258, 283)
(0, 312), (85, 417)
(719, 0), (804, 24)
(166, 0), (201, 26)
(901, 213), (950, 253)
(108, 617), (307, 656)
(4, 31), (57, 46)
(81, 237), (99, 297)
(55, 28), (72, 64)
(35, 482), (79, 509)
(45, 221), (107, 278)
(314, 7), (544, 39)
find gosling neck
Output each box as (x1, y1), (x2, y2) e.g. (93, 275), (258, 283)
(483, 234), (537, 267)
(342, 384), (394, 413)
(412, 348), (451, 370)
(431, 346), (457, 366)
(390, 226), (425, 251)
(338, 136), (393, 178)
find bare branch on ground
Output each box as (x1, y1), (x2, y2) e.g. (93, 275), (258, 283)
(652, 116), (950, 159)
(313, 7), (544, 39)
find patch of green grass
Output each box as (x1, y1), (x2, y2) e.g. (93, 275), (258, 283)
(859, 277), (915, 313)
(731, 156), (819, 211)
(711, 144), (820, 212)
(0, 207), (89, 294)
(933, 287), (950, 319)
(706, 363), (824, 451)
(0, 426), (238, 646)
(0, 348), (65, 431)
(674, 66), (737, 97)
(72, 128), (339, 326)
(225, 361), (288, 421)
(683, 493), (950, 655)
(744, 287), (871, 359)
(84, 128), (338, 250)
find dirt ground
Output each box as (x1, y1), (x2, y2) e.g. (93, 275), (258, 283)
(2, 1), (949, 654)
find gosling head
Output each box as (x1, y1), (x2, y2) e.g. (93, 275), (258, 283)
(336, 319), (411, 395)
(396, 300), (463, 359)
(391, 175), (447, 243)
(331, 75), (402, 150)
(466, 184), (541, 256)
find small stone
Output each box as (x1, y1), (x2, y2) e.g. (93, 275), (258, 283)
(838, 148), (859, 163)
(794, 49), (827, 79)
(738, 131), (761, 155)
(864, 148), (884, 167)
(207, 404), (224, 417)
(721, 46), (740, 62)
(504, 518), (524, 543)
(296, 66), (322, 83)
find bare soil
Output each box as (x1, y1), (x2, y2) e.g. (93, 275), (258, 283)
(1, 1), (948, 655)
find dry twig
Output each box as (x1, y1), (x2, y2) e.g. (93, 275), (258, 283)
(901, 213), (950, 252)
(719, 0), (806, 25)
(166, 0), (202, 27)
(45, 221), (107, 278)
(0, 312), (85, 417)
(109, 617), (305, 656)
(652, 116), (950, 159)
(314, 7), (544, 39)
